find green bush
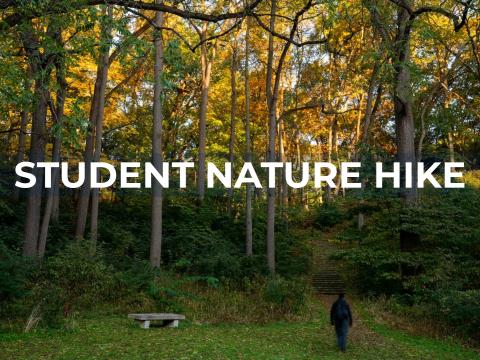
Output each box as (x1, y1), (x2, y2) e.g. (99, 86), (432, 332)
(276, 231), (312, 278)
(33, 242), (115, 326)
(263, 277), (306, 313)
(115, 259), (158, 293)
(313, 203), (344, 229)
(0, 242), (33, 303)
(435, 289), (480, 338)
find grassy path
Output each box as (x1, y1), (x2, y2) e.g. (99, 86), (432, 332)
(1, 230), (477, 359)
(1, 306), (477, 359)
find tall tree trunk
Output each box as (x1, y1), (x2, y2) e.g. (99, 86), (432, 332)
(357, 61), (382, 231)
(75, 7), (111, 239)
(265, 0), (277, 274)
(227, 45), (237, 215)
(21, 24), (51, 257)
(38, 49), (67, 258)
(23, 79), (49, 257)
(263, 0), (294, 272)
(150, 6), (164, 268)
(197, 23), (213, 202)
(244, 17), (253, 256)
(75, 72), (100, 238)
(90, 6), (113, 249)
(393, 5), (417, 204)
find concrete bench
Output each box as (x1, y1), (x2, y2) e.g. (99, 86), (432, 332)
(128, 313), (185, 329)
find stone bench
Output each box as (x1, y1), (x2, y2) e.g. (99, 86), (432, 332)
(128, 313), (185, 329)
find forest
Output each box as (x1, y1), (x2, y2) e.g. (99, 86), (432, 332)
(0, 0), (479, 358)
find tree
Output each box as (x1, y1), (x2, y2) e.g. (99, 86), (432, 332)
(263, 0), (319, 274)
(38, 31), (67, 258)
(21, 20), (57, 257)
(244, 16), (253, 256)
(227, 36), (238, 216)
(90, 6), (113, 248)
(150, 3), (165, 268)
(76, 8), (150, 241)
(369, 0), (472, 203)
(75, 8), (112, 239)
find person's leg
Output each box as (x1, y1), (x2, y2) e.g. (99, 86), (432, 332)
(340, 319), (349, 352)
(335, 323), (343, 350)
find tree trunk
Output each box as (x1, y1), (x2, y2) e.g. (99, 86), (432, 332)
(75, 8), (111, 239)
(90, 6), (113, 249)
(197, 23), (212, 202)
(244, 17), (253, 256)
(75, 72), (100, 238)
(38, 50), (67, 258)
(21, 24), (51, 257)
(357, 61), (382, 231)
(150, 6), (164, 268)
(393, 5), (417, 204)
(266, 0), (277, 274)
(227, 45), (237, 215)
(23, 78), (49, 257)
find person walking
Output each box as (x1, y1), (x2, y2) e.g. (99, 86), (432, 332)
(330, 293), (353, 352)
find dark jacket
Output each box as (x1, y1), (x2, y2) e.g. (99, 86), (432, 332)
(330, 298), (353, 327)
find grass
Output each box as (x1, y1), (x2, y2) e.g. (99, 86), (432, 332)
(1, 301), (478, 360)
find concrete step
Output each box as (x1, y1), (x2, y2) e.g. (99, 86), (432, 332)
(313, 282), (345, 287)
(313, 281), (345, 285)
(313, 270), (339, 275)
(314, 289), (346, 295)
(312, 240), (346, 294)
(314, 288), (346, 292)
(312, 276), (343, 281)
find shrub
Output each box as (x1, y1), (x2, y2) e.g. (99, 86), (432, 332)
(276, 231), (312, 278)
(313, 203), (344, 229)
(33, 242), (115, 326)
(435, 289), (480, 338)
(263, 277), (307, 313)
(115, 259), (158, 293)
(0, 242), (33, 303)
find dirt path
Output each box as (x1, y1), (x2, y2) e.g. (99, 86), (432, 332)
(310, 227), (386, 348)
(317, 294), (386, 349)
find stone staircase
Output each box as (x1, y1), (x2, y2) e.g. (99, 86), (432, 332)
(311, 235), (346, 295)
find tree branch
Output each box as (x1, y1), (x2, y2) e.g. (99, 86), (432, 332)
(1, 0), (263, 28)
(251, 8), (329, 47)
(410, 0), (472, 32)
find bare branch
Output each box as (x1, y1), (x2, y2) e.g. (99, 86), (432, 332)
(251, 8), (328, 47)
(1, 0), (263, 28)
(125, 8), (196, 51)
(412, 1), (471, 32)
(191, 18), (243, 51)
